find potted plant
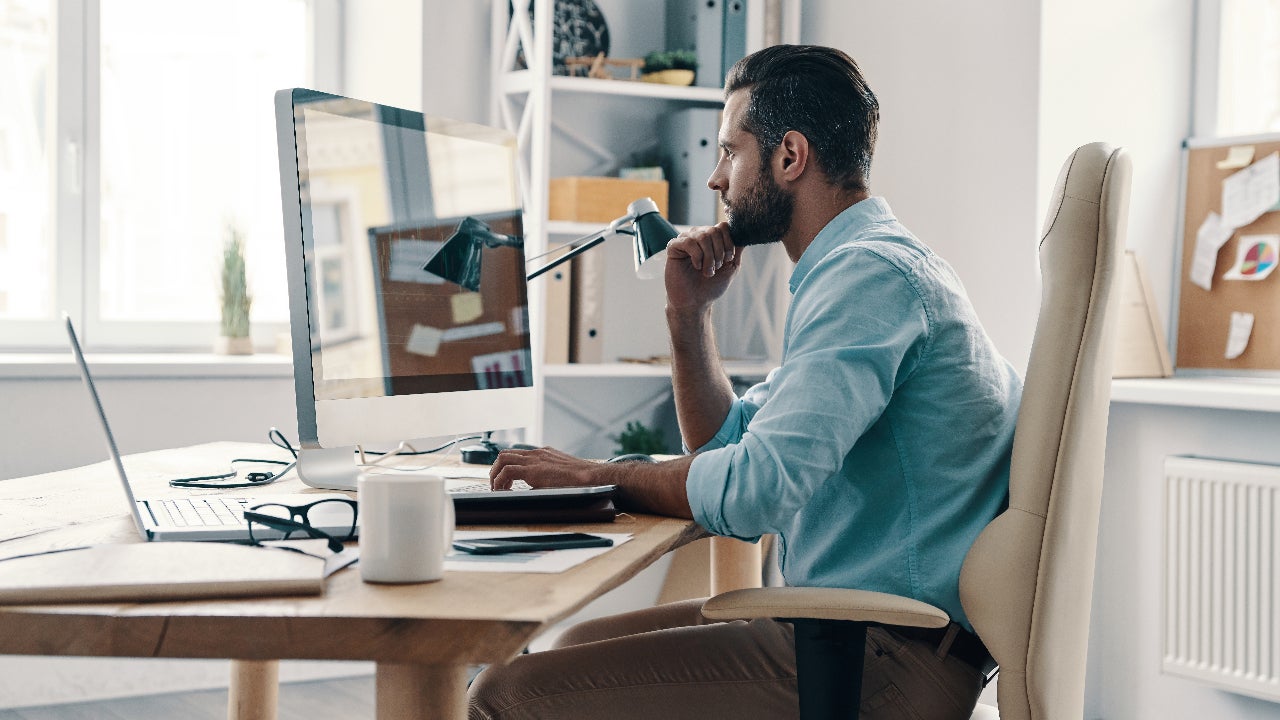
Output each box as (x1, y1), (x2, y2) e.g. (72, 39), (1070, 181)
(611, 420), (671, 456)
(216, 224), (254, 355)
(640, 49), (697, 86)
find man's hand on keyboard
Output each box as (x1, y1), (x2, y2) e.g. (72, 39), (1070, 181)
(489, 447), (598, 491)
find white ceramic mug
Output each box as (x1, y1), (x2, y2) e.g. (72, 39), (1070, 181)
(357, 473), (455, 583)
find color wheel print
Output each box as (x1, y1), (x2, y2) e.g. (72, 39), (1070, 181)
(1223, 235), (1279, 281)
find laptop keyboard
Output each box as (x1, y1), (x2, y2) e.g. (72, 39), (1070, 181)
(156, 497), (248, 527)
(448, 479), (532, 493)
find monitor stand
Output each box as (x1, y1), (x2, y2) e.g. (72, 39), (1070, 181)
(296, 445), (359, 491)
(459, 431), (537, 465)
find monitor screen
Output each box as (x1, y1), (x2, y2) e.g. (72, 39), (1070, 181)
(276, 89), (535, 487)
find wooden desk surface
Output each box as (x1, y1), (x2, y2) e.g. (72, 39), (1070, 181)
(0, 442), (703, 668)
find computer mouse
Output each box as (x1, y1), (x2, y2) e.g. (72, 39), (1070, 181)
(606, 453), (658, 464)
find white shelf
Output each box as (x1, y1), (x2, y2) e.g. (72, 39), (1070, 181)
(500, 71), (726, 104)
(546, 220), (698, 238)
(543, 361), (773, 379)
(1111, 377), (1280, 413)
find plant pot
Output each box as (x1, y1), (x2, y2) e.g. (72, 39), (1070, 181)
(215, 335), (254, 356)
(640, 69), (695, 86)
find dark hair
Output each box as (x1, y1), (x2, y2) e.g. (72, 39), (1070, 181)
(725, 45), (879, 192)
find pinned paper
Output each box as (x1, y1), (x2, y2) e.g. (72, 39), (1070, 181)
(1222, 234), (1278, 281)
(1221, 152), (1280, 231)
(442, 321), (504, 342)
(389, 239), (445, 284)
(1189, 211), (1233, 290)
(1225, 311), (1254, 360)
(406, 324), (444, 356)
(1216, 145), (1255, 170)
(451, 292), (483, 323)
(472, 350), (531, 389)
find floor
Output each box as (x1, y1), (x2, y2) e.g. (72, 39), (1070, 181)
(0, 675), (377, 720)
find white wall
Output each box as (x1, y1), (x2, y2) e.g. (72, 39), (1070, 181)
(802, 1), (1043, 372)
(1039, 0), (1194, 344)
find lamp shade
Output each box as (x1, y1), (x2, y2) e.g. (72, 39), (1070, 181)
(629, 197), (678, 279)
(423, 216), (523, 292)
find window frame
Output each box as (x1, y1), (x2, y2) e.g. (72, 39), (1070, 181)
(0, 0), (342, 351)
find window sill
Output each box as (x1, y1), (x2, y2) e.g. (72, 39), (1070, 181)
(0, 353), (294, 380)
(1112, 377), (1280, 414)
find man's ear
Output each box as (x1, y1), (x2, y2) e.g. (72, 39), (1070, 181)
(775, 130), (810, 182)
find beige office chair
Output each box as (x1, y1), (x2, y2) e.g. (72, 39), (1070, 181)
(703, 141), (1132, 720)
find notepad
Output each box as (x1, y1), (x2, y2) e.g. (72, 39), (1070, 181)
(0, 542), (325, 605)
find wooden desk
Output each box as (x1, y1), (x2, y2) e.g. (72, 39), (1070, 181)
(0, 442), (706, 719)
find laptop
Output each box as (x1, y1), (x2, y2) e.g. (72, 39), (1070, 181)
(65, 314), (355, 542)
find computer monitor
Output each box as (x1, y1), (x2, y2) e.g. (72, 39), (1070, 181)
(275, 88), (535, 491)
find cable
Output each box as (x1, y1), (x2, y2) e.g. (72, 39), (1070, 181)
(167, 427), (298, 489)
(166, 429), (485, 488)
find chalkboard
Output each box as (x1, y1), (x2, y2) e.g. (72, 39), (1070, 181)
(1172, 134), (1280, 374)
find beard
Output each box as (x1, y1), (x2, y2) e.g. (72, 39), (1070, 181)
(724, 164), (794, 247)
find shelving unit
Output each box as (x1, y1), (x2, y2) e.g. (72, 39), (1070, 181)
(491, 0), (797, 455)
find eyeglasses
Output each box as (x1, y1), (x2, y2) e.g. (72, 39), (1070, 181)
(244, 498), (358, 555)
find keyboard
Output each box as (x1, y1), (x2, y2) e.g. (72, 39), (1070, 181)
(155, 497), (248, 527)
(447, 479), (532, 494)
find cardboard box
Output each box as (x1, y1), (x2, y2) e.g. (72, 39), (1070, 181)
(549, 177), (669, 223)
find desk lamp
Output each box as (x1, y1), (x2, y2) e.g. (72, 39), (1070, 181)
(423, 197), (678, 291)
(423, 197), (678, 464)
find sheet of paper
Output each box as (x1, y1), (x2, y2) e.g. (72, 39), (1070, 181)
(389, 239), (445, 284)
(451, 292), (484, 323)
(1221, 234), (1278, 281)
(1225, 311), (1254, 360)
(1189, 211), (1233, 290)
(1221, 152), (1280, 231)
(406, 324), (444, 356)
(445, 532), (632, 573)
(442, 321), (504, 342)
(1216, 145), (1255, 170)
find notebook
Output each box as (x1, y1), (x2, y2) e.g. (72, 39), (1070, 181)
(65, 314), (355, 542)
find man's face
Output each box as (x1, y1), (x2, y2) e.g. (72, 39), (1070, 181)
(708, 91), (794, 247)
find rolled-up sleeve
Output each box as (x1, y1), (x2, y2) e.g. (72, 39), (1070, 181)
(685, 248), (929, 540)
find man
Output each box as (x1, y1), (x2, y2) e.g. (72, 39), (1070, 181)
(470, 44), (1022, 720)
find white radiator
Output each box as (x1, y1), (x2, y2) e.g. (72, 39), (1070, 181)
(1163, 456), (1280, 703)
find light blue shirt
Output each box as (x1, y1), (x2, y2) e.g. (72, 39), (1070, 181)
(686, 197), (1022, 628)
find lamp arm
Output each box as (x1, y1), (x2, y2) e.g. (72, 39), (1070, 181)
(525, 233), (609, 281)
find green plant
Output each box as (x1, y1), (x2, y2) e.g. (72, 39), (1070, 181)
(611, 420), (671, 456)
(642, 49), (698, 74)
(220, 225), (252, 338)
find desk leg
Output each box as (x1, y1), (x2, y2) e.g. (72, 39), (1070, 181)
(710, 536), (762, 594)
(376, 662), (468, 720)
(228, 659), (279, 720)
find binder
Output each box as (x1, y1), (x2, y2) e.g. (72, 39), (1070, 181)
(722, 0), (748, 78)
(570, 250), (605, 363)
(660, 108), (723, 226)
(666, 0), (725, 88)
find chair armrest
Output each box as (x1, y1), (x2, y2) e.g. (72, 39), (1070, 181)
(701, 587), (950, 627)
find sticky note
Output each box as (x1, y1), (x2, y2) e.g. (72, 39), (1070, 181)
(406, 324), (444, 357)
(1216, 145), (1255, 170)
(1225, 312), (1254, 360)
(442, 322), (504, 342)
(451, 292), (483, 324)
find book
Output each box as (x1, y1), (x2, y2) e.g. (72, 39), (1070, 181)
(0, 542), (325, 605)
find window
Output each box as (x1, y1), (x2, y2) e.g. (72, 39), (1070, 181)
(1198, 0), (1280, 137)
(0, 0), (336, 349)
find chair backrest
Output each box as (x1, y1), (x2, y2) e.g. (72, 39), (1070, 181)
(958, 143), (1131, 720)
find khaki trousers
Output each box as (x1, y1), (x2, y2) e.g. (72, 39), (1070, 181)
(469, 598), (984, 719)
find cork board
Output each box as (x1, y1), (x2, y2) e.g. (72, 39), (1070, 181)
(1174, 134), (1280, 373)
(369, 213), (530, 395)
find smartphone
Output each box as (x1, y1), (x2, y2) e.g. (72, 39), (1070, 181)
(452, 532), (613, 555)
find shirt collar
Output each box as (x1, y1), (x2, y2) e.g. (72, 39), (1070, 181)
(789, 197), (896, 294)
